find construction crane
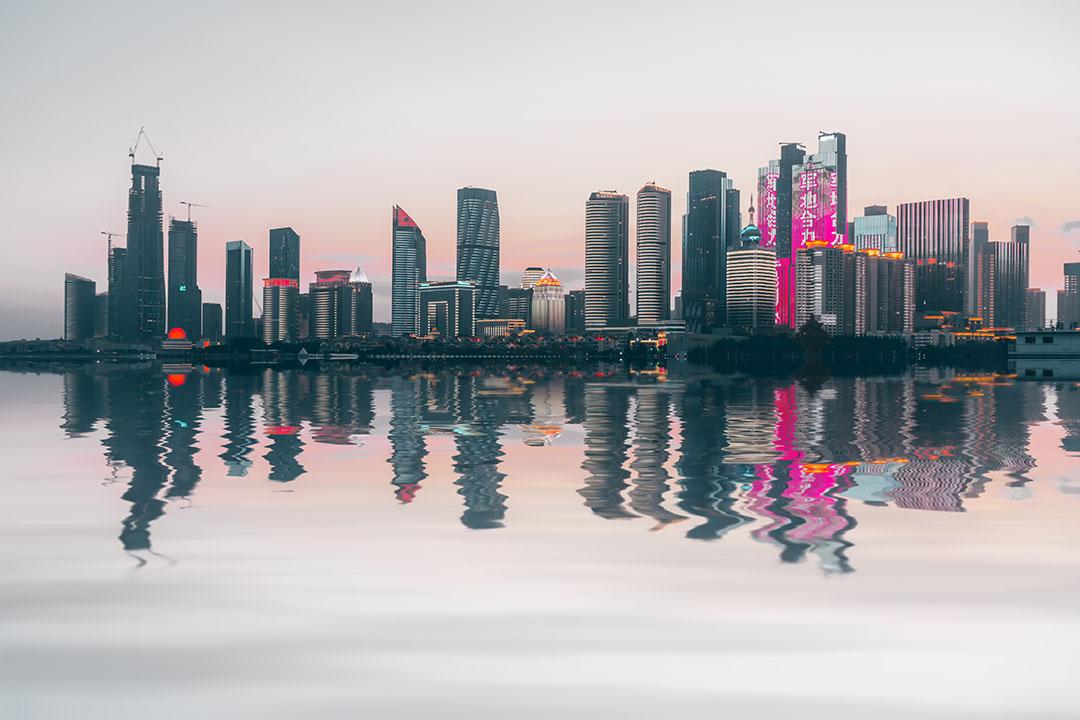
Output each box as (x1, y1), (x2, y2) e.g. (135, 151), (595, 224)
(179, 201), (208, 222)
(101, 231), (124, 253)
(129, 126), (163, 166)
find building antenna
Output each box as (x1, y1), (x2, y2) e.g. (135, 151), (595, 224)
(179, 201), (208, 222)
(129, 127), (163, 166)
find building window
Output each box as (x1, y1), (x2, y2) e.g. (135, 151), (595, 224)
(1043, 369), (1054, 378)
(1025, 369), (1036, 377)
(1042, 336), (1054, 344)
(1025, 336), (1036, 344)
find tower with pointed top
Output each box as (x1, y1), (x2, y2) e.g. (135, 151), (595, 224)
(391, 206), (428, 336)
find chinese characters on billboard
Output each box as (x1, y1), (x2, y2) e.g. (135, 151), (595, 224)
(756, 166), (779, 249)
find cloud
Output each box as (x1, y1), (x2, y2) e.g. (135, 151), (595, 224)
(1014, 216), (1035, 227)
(1063, 220), (1080, 233)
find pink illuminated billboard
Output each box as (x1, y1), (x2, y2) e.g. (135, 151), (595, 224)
(757, 166), (779, 248)
(792, 162), (841, 249)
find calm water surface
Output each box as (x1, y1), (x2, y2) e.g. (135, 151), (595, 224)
(2, 364), (1078, 719)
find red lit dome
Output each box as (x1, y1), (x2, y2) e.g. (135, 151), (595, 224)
(166, 327), (188, 340)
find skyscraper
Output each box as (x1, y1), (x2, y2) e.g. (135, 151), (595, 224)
(585, 191), (629, 329)
(530, 270), (565, 334)
(565, 290), (586, 334)
(120, 163), (165, 339)
(521, 267), (545, 289)
(897, 198), (970, 316)
(64, 273), (96, 341)
(391, 206), (427, 337)
(1059, 263), (1080, 330)
(1025, 288), (1046, 331)
(106, 245), (126, 338)
(853, 250), (915, 336)
(418, 281), (477, 338)
(167, 218), (201, 338)
(988, 224), (1030, 330)
(726, 246), (776, 331)
(969, 220), (990, 317)
(683, 170), (736, 332)
(262, 278), (300, 344)
(508, 288), (532, 325)
(269, 227), (300, 282)
(94, 292), (108, 338)
(795, 243), (856, 336)
(853, 205), (898, 253)
(307, 268), (373, 339)
(772, 142), (807, 328)
(780, 133), (848, 329)
(225, 240), (254, 339)
(202, 303), (223, 341)
(636, 183), (672, 325)
(456, 187), (500, 318)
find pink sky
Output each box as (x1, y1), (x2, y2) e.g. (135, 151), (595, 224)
(1, 1), (1078, 338)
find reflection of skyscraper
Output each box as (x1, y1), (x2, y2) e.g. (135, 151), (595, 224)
(628, 388), (684, 526)
(585, 191), (629, 329)
(163, 371), (204, 499)
(452, 375), (508, 529)
(391, 206), (427, 337)
(167, 218), (201, 338)
(101, 372), (170, 552)
(387, 376), (428, 503)
(261, 370), (305, 482)
(221, 372), (258, 475)
(456, 187), (501, 319)
(579, 384), (634, 518)
(120, 163), (165, 339)
(675, 381), (749, 539)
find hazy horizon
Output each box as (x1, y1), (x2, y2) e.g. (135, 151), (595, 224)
(2, 0), (1079, 338)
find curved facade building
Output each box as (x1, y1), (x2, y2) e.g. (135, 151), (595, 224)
(530, 270), (565, 334)
(64, 273), (96, 341)
(585, 191), (629, 329)
(635, 183), (672, 324)
(456, 187), (500, 319)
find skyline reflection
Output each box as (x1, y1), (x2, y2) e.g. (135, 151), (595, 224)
(44, 363), (1079, 573)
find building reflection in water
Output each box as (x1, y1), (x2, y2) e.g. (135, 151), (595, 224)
(54, 363), (1065, 571)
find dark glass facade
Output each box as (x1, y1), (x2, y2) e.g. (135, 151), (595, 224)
(167, 218), (201, 338)
(269, 227), (300, 282)
(64, 273), (96, 341)
(391, 206), (427, 337)
(225, 241), (254, 338)
(120, 164), (165, 339)
(456, 187), (500, 319)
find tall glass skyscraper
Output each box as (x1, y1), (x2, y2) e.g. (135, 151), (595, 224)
(897, 197), (970, 315)
(988, 224), (1030, 330)
(682, 170), (735, 332)
(106, 245), (126, 338)
(585, 191), (629, 329)
(391, 206), (427, 337)
(269, 227), (300, 281)
(120, 163), (165, 339)
(636, 183), (672, 325)
(167, 218), (201, 338)
(225, 240), (254, 338)
(456, 187), (500, 319)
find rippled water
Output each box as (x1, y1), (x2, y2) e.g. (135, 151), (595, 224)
(2, 364), (1078, 719)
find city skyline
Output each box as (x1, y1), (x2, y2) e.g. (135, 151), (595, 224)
(2, 2), (1079, 338)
